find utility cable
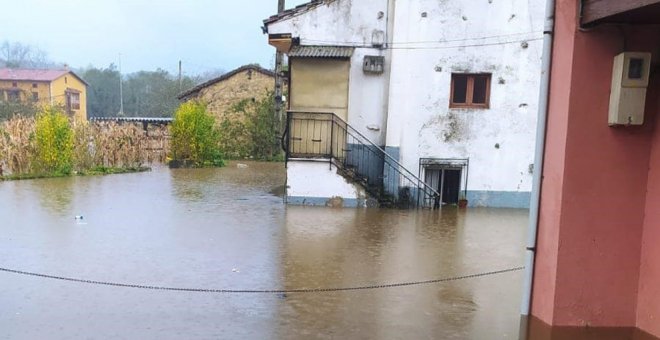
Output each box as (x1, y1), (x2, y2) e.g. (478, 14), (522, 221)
(300, 37), (543, 50)
(302, 30), (543, 46)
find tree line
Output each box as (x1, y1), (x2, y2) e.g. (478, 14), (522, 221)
(1, 41), (223, 119)
(80, 65), (203, 118)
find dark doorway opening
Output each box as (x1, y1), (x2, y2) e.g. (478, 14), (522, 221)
(442, 169), (461, 204)
(424, 168), (462, 208)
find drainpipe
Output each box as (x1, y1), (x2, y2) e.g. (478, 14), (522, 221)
(382, 0), (396, 147)
(520, 0), (555, 318)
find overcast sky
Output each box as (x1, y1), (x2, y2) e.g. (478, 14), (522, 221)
(1, 0), (307, 75)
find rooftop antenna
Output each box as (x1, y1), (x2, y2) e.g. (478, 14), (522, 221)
(118, 53), (124, 116)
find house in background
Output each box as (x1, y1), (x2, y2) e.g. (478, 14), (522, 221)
(178, 64), (281, 120)
(264, 0), (544, 208)
(0, 68), (88, 120)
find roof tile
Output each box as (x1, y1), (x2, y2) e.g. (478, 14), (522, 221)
(0, 68), (68, 82)
(0, 68), (88, 86)
(288, 45), (354, 58)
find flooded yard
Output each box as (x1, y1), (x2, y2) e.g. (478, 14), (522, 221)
(0, 161), (529, 339)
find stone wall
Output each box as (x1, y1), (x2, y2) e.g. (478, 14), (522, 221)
(193, 69), (275, 121)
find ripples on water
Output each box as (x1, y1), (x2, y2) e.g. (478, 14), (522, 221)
(0, 161), (531, 339)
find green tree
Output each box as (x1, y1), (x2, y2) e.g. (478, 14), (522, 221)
(169, 101), (223, 167)
(0, 100), (39, 121)
(79, 64), (121, 117)
(33, 106), (74, 174)
(124, 69), (197, 118)
(81, 66), (199, 118)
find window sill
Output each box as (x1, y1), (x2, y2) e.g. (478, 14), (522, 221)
(449, 105), (490, 110)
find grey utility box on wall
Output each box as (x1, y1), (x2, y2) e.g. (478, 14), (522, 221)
(363, 56), (384, 74)
(608, 52), (652, 126)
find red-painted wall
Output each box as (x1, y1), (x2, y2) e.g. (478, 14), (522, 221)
(638, 68), (660, 336)
(532, 0), (660, 334)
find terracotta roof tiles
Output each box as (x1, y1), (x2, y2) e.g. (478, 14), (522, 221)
(0, 68), (88, 86)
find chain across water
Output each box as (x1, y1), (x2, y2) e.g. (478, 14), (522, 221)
(0, 266), (524, 293)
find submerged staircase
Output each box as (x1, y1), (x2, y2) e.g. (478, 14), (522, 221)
(283, 111), (440, 208)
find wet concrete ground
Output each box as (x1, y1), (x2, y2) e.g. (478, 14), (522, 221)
(0, 161), (530, 339)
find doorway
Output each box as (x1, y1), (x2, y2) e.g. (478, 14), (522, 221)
(425, 168), (461, 207)
(419, 158), (469, 208)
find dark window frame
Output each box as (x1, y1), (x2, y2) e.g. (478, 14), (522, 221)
(8, 90), (20, 102)
(70, 92), (80, 110)
(450, 73), (492, 109)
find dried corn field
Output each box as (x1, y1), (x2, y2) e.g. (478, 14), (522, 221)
(0, 117), (35, 176)
(0, 117), (170, 177)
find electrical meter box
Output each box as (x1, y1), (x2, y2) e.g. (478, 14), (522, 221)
(608, 52), (652, 126)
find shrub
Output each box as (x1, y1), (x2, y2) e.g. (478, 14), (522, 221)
(0, 101), (38, 121)
(33, 106), (74, 174)
(219, 92), (281, 161)
(248, 92), (280, 160)
(169, 101), (224, 167)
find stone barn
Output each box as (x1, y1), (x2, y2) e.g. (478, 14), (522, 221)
(177, 64), (278, 120)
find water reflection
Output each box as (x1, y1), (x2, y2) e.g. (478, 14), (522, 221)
(33, 177), (75, 215)
(0, 162), (530, 339)
(523, 316), (659, 340)
(276, 206), (480, 339)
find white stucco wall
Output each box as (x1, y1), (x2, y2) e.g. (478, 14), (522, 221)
(267, 0), (390, 145)
(267, 0), (389, 48)
(268, 0), (545, 208)
(286, 161), (366, 206)
(386, 0), (544, 197)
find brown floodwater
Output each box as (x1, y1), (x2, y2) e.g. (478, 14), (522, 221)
(0, 161), (634, 340)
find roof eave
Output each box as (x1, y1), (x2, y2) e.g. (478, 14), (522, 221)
(53, 70), (90, 87)
(263, 0), (327, 26)
(177, 64), (276, 101)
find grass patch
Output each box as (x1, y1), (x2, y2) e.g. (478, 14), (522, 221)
(0, 166), (151, 181)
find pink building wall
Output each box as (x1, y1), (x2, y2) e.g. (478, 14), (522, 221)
(531, 0), (660, 336)
(530, 0), (575, 323)
(638, 70), (660, 336)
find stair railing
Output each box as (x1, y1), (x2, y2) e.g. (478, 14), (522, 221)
(285, 111), (440, 208)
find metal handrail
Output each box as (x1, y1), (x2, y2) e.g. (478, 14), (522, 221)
(329, 114), (440, 198)
(286, 111), (441, 201)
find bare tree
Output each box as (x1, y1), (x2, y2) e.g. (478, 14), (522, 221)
(0, 41), (54, 69)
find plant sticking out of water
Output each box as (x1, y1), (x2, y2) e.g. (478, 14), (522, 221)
(0, 115), (35, 176)
(169, 101), (224, 167)
(33, 106), (74, 175)
(0, 112), (166, 180)
(92, 121), (148, 169)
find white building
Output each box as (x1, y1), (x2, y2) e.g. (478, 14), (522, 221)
(265, 0), (544, 208)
